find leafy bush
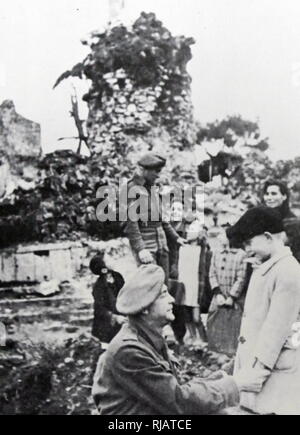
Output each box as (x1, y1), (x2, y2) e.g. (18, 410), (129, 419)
(0, 336), (102, 415)
(0, 150), (125, 248)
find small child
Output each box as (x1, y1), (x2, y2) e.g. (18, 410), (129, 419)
(207, 229), (247, 355)
(90, 254), (126, 344)
(178, 209), (208, 348)
(209, 229), (247, 312)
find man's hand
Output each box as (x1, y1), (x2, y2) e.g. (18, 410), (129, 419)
(193, 307), (200, 323)
(207, 370), (227, 381)
(233, 368), (270, 393)
(114, 315), (127, 326)
(216, 294), (226, 307)
(177, 237), (187, 246)
(138, 249), (154, 264)
(224, 296), (234, 307)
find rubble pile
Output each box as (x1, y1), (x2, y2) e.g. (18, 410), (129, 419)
(0, 334), (101, 415)
(0, 13), (200, 249)
(55, 12), (197, 181)
(0, 150), (123, 248)
(37, 150), (97, 242)
(0, 185), (41, 247)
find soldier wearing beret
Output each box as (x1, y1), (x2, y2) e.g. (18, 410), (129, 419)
(228, 206), (300, 414)
(92, 265), (266, 415)
(124, 152), (185, 284)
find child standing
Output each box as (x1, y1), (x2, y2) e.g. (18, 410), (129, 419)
(178, 209), (208, 348)
(90, 254), (126, 343)
(228, 206), (300, 415)
(207, 229), (248, 355)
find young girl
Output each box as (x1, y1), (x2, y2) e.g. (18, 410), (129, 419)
(177, 208), (208, 348)
(90, 254), (126, 343)
(207, 229), (247, 355)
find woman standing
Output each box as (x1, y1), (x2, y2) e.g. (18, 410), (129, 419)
(177, 207), (208, 348)
(90, 254), (126, 343)
(167, 200), (187, 345)
(263, 180), (295, 219)
(263, 180), (300, 262)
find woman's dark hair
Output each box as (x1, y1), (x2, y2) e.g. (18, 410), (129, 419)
(263, 179), (293, 219)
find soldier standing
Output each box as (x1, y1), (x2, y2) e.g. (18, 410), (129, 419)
(124, 152), (186, 284)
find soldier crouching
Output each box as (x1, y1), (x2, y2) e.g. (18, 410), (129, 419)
(92, 265), (266, 415)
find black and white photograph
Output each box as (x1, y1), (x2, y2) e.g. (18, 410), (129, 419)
(1, 0), (300, 418)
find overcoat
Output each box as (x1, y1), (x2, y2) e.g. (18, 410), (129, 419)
(93, 318), (239, 415)
(234, 247), (300, 414)
(92, 271), (124, 342)
(124, 174), (179, 255)
(123, 174), (180, 283)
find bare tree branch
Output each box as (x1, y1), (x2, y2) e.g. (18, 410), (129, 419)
(69, 86), (89, 154)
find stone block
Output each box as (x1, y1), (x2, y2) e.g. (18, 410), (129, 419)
(49, 249), (73, 281)
(1, 252), (16, 282)
(15, 253), (35, 281)
(34, 251), (52, 281)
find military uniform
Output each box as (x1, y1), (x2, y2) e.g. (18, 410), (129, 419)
(92, 265), (240, 415)
(92, 318), (239, 415)
(124, 157), (180, 282)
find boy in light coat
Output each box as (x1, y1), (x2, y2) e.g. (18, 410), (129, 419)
(228, 206), (300, 415)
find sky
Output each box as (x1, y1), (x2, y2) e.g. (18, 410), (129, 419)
(1, 0), (300, 160)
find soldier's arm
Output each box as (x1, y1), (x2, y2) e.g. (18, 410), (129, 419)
(112, 345), (239, 415)
(125, 220), (146, 253)
(162, 221), (180, 243)
(125, 188), (148, 253)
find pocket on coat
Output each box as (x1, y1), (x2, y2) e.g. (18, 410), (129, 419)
(274, 347), (297, 373)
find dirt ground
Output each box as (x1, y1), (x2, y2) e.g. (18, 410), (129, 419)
(0, 236), (248, 415)
(0, 304), (246, 416)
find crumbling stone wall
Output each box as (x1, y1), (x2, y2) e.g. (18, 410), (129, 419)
(0, 100), (41, 197)
(0, 14), (200, 249)
(0, 100), (41, 158)
(55, 12), (199, 183)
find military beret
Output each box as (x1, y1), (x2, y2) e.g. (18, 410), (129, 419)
(227, 206), (284, 243)
(116, 265), (165, 315)
(138, 153), (166, 170)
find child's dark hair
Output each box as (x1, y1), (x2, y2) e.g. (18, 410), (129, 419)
(89, 253), (106, 275)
